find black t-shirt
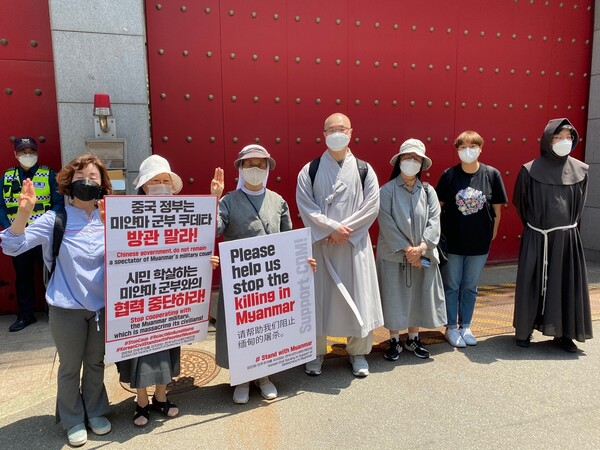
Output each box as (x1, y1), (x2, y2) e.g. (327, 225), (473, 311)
(435, 163), (507, 255)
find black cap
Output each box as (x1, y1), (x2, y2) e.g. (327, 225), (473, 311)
(14, 137), (38, 152)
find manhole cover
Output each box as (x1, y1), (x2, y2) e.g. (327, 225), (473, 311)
(120, 349), (220, 395)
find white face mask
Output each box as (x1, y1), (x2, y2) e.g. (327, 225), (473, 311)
(400, 159), (422, 177)
(18, 154), (38, 169)
(242, 167), (268, 186)
(552, 139), (572, 157)
(325, 132), (350, 151)
(145, 184), (173, 196)
(458, 146), (480, 164)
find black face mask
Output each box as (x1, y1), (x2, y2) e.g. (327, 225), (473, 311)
(70, 179), (102, 201)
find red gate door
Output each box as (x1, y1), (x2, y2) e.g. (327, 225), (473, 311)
(0, 0), (61, 313)
(144, 0), (593, 263)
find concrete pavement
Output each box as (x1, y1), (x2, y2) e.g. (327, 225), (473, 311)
(1, 262), (599, 449)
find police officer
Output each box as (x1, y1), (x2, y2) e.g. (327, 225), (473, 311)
(0, 137), (64, 331)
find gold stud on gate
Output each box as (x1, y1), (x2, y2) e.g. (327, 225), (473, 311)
(230, 53), (236, 59)
(254, 137), (260, 143)
(374, 100), (379, 106)
(158, 49), (164, 55)
(229, 10), (234, 16)
(274, 55), (280, 62)
(316, 98), (321, 104)
(392, 100), (398, 106)
(355, 99), (360, 105)
(206, 51), (212, 57)
(430, 27), (435, 33)
(181, 6), (187, 12)
(184, 94), (190, 100)
(5, 88), (13, 95)
(275, 97), (281, 103)
(392, 137), (397, 143)
(208, 94), (214, 101)
(231, 96), (237, 102)
(34, 89), (42, 96)
(160, 93), (166, 99)
(410, 100), (415, 106)
(336, 19), (342, 25)
(336, 59), (342, 65)
(253, 96), (259, 103)
(336, 99), (341, 105)
(30, 40), (38, 47)
(0, 38), (7, 46)
(233, 137), (238, 143)
(295, 57), (301, 63)
(182, 50), (189, 56)
(186, 137), (192, 143)
(162, 136), (169, 142)
(210, 137), (216, 143)
(275, 137), (281, 143)
(273, 14), (279, 20)
(205, 7), (210, 14)
(355, 60), (360, 66)
(155, 4), (161, 10)
(491, 138), (496, 143)
(251, 12), (257, 19)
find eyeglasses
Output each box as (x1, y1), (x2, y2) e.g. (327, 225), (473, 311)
(242, 161), (268, 169)
(551, 135), (574, 142)
(146, 178), (173, 185)
(400, 154), (423, 163)
(324, 127), (350, 135)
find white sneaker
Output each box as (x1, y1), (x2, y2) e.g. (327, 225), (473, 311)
(88, 416), (111, 435)
(255, 377), (277, 400)
(233, 382), (250, 404)
(305, 355), (324, 376)
(67, 423), (87, 447)
(349, 355), (369, 377)
(445, 328), (466, 348)
(460, 328), (478, 346)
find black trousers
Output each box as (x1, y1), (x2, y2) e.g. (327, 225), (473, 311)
(11, 245), (43, 319)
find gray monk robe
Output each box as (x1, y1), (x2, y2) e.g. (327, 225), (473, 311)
(215, 188), (292, 368)
(513, 118), (592, 342)
(296, 150), (383, 338)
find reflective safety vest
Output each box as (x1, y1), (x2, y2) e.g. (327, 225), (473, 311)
(2, 166), (52, 224)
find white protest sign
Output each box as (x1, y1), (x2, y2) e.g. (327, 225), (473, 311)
(219, 228), (316, 386)
(104, 195), (216, 363)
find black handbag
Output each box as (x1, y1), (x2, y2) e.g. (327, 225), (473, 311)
(438, 233), (448, 266)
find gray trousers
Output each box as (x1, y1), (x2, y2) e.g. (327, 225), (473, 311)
(316, 332), (374, 356)
(48, 306), (110, 429)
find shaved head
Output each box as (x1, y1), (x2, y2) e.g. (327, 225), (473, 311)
(324, 113), (351, 131)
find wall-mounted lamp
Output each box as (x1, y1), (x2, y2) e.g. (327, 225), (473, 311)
(94, 93), (111, 131)
(93, 93), (116, 138)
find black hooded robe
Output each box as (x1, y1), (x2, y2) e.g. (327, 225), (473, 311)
(513, 118), (592, 342)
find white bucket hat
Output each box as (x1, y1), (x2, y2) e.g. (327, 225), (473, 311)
(134, 155), (183, 194)
(390, 138), (433, 171)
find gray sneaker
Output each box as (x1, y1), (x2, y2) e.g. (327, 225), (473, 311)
(349, 355), (369, 377)
(305, 355), (324, 376)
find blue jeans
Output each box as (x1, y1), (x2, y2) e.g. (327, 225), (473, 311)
(441, 253), (488, 328)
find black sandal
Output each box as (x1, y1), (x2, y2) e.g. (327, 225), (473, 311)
(133, 402), (150, 427)
(152, 396), (178, 417)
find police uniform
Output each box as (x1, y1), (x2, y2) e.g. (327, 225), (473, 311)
(0, 138), (64, 331)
